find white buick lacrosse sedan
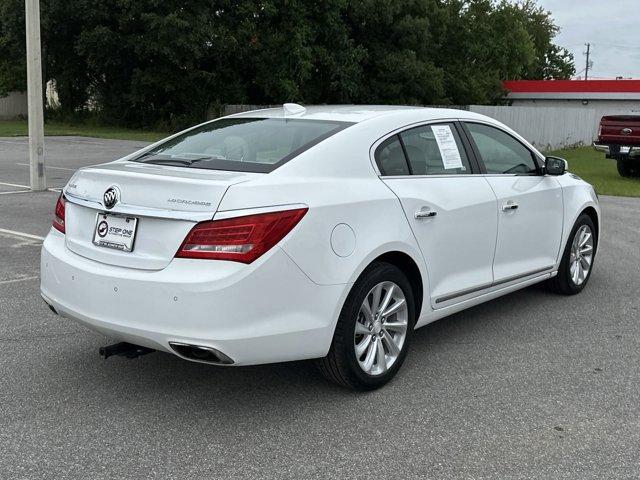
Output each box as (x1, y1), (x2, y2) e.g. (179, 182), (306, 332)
(41, 105), (600, 390)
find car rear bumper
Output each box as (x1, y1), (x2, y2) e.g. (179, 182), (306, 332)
(40, 229), (347, 366)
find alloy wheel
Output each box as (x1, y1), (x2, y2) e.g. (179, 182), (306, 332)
(354, 281), (408, 376)
(569, 224), (594, 286)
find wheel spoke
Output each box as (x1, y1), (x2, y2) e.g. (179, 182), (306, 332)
(382, 330), (400, 357)
(375, 337), (387, 373)
(382, 298), (406, 317)
(362, 339), (377, 372)
(580, 256), (592, 270)
(579, 231), (591, 247)
(580, 245), (593, 255)
(383, 321), (407, 333)
(355, 335), (372, 357)
(361, 301), (374, 323)
(378, 285), (395, 316)
(355, 322), (370, 336)
(370, 283), (383, 313)
(571, 261), (580, 284)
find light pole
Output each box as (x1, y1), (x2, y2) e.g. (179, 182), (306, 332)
(25, 0), (46, 191)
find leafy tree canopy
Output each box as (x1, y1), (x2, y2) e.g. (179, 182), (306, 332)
(0, 0), (574, 128)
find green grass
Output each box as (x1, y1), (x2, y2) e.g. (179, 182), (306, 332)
(547, 146), (640, 198)
(0, 120), (169, 142)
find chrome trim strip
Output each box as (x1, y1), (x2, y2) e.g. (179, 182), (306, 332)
(380, 173), (523, 179)
(435, 266), (555, 304)
(64, 190), (214, 222)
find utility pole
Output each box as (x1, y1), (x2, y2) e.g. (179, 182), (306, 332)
(584, 43), (591, 81)
(25, 0), (46, 191)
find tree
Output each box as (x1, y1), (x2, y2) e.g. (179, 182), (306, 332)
(0, 0), (576, 127)
(346, 0), (445, 105)
(508, 0), (575, 80)
(0, 0), (26, 97)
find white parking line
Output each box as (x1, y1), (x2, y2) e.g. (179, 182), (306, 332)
(16, 162), (76, 172)
(0, 181), (30, 189)
(0, 190), (32, 195)
(0, 228), (45, 242)
(0, 275), (39, 286)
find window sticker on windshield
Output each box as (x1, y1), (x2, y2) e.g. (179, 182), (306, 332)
(431, 125), (464, 169)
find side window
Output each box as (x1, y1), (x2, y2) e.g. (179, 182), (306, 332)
(399, 124), (471, 175)
(375, 135), (410, 176)
(466, 123), (538, 175)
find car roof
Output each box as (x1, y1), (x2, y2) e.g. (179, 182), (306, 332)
(226, 105), (485, 124)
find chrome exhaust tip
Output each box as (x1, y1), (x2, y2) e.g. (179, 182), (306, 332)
(169, 342), (234, 365)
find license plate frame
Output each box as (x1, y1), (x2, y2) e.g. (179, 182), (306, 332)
(92, 212), (139, 252)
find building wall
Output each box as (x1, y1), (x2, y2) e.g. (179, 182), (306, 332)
(0, 91), (28, 120)
(510, 98), (640, 111)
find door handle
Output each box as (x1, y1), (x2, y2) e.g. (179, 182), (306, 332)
(502, 202), (519, 212)
(415, 207), (437, 219)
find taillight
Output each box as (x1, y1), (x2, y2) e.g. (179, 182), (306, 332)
(52, 194), (66, 233)
(176, 208), (308, 263)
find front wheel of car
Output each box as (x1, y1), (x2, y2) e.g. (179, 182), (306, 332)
(317, 262), (416, 391)
(547, 214), (597, 295)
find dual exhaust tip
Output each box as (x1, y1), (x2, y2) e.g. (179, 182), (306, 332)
(97, 341), (234, 365)
(169, 342), (234, 365)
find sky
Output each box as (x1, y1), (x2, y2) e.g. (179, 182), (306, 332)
(537, 0), (640, 79)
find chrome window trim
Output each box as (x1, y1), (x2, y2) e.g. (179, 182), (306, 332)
(370, 117), (545, 178)
(369, 118), (461, 177)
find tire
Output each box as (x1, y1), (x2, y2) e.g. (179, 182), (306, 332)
(617, 159), (632, 177)
(616, 158), (640, 177)
(317, 262), (416, 391)
(547, 214), (597, 295)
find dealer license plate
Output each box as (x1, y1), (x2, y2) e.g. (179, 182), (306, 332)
(92, 213), (138, 252)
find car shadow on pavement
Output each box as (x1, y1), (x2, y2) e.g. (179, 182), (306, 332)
(40, 282), (566, 412)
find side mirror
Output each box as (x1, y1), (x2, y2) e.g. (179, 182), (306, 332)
(545, 156), (568, 176)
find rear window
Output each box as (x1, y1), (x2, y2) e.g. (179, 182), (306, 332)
(132, 118), (352, 173)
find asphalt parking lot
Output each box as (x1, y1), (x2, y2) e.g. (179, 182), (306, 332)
(1, 136), (639, 479)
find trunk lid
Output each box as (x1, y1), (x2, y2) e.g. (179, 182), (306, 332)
(63, 161), (260, 270)
(598, 115), (640, 145)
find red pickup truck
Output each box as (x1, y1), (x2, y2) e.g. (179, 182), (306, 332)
(594, 115), (640, 177)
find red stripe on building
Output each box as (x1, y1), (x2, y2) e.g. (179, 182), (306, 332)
(503, 80), (640, 94)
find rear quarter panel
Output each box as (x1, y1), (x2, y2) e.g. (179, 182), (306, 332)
(216, 119), (432, 321)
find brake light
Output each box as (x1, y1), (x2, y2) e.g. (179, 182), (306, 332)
(52, 194), (66, 233)
(176, 208), (308, 263)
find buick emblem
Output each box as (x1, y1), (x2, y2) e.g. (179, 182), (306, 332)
(103, 187), (119, 209)
(622, 128), (633, 136)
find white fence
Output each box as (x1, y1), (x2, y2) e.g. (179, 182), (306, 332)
(218, 103), (640, 151)
(469, 105), (638, 151)
(0, 91), (28, 120)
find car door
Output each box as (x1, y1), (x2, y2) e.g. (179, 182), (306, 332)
(462, 121), (564, 283)
(377, 122), (498, 307)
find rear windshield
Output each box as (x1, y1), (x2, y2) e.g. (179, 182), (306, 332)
(132, 118), (352, 173)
